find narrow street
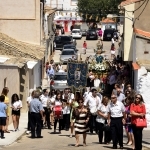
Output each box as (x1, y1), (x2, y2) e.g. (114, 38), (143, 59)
(2, 36), (148, 150)
(0, 1), (150, 150)
(2, 128), (150, 150)
(53, 34), (119, 67)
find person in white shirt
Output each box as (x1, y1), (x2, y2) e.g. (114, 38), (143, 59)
(26, 89), (34, 134)
(111, 37), (115, 44)
(84, 88), (101, 133)
(57, 63), (63, 71)
(11, 94), (22, 131)
(40, 89), (52, 129)
(83, 90), (92, 100)
(108, 94), (126, 149)
(94, 75), (100, 89)
(116, 88), (125, 102)
(96, 96), (111, 144)
(62, 88), (72, 131)
(68, 88), (75, 100)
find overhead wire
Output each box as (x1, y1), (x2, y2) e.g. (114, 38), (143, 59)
(133, 0), (149, 25)
(124, 0), (147, 13)
(135, 0), (149, 20)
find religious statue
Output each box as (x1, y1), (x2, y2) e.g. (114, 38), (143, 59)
(95, 51), (104, 63)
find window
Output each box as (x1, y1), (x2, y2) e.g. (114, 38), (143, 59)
(54, 75), (67, 80)
(72, 30), (80, 33)
(64, 45), (75, 50)
(62, 51), (74, 55)
(61, 36), (72, 41)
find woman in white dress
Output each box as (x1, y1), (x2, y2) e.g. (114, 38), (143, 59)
(110, 43), (116, 59)
(94, 75), (100, 90)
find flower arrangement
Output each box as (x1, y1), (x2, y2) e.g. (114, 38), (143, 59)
(89, 63), (106, 71)
(88, 57), (110, 71)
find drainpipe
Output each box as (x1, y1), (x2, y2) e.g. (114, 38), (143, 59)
(132, 18), (138, 91)
(40, 2), (43, 46)
(132, 26), (138, 91)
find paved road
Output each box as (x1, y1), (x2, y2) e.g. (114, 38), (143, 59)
(3, 128), (149, 150)
(53, 35), (119, 64)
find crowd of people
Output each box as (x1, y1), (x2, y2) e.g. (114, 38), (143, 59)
(0, 28), (147, 150)
(0, 82), (146, 150)
(20, 79), (146, 150)
(0, 87), (22, 139)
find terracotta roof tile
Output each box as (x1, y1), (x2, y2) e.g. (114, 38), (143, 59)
(134, 28), (150, 38)
(120, 0), (143, 6)
(0, 32), (45, 67)
(132, 62), (140, 70)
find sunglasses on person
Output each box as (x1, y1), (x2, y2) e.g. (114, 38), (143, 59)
(136, 96), (141, 100)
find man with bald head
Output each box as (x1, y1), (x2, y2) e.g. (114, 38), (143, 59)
(30, 90), (44, 138)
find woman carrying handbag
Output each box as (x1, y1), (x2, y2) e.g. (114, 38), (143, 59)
(130, 94), (147, 150)
(96, 96), (111, 144)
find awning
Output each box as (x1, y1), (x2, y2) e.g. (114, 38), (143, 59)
(0, 56), (10, 63)
(132, 62), (140, 70)
(27, 61), (38, 69)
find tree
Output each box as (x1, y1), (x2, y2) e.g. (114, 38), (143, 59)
(77, 0), (122, 21)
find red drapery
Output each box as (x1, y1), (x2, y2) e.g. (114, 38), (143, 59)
(64, 21), (68, 32)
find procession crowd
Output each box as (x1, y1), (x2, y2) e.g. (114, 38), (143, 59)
(25, 66), (146, 150)
(0, 32), (147, 150)
(0, 57), (146, 150)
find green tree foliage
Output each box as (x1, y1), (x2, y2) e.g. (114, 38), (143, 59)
(77, 0), (122, 21)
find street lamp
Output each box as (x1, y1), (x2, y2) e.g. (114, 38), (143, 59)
(107, 14), (134, 22)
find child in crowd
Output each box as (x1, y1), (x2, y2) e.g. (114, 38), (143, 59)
(0, 95), (7, 139)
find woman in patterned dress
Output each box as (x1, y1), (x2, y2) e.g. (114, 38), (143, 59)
(72, 98), (90, 147)
(69, 92), (81, 138)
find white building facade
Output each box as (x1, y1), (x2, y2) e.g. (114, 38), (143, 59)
(46, 0), (82, 32)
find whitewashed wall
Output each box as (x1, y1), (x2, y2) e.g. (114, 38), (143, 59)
(29, 61), (42, 89)
(137, 69), (150, 128)
(46, 0), (77, 10)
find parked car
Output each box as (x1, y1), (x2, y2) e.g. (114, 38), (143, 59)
(63, 44), (78, 52)
(86, 29), (98, 40)
(71, 29), (82, 39)
(103, 29), (115, 41)
(50, 72), (68, 91)
(81, 29), (87, 36)
(60, 49), (77, 63)
(53, 35), (76, 50)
